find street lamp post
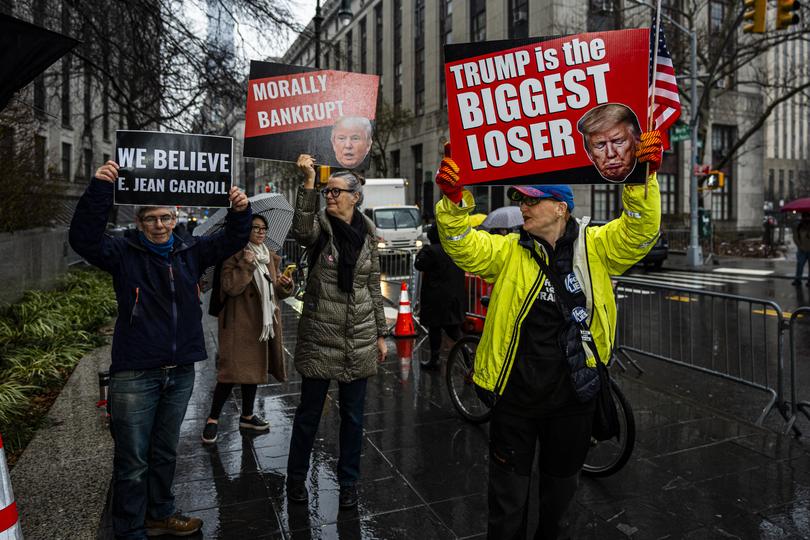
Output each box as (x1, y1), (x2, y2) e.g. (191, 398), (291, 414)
(314, 0), (323, 68)
(632, 0), (702, 266)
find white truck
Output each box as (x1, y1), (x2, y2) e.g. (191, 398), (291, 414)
(362, 178), (423, 252)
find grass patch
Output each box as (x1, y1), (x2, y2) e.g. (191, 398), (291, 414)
(0, 268), (116, 466)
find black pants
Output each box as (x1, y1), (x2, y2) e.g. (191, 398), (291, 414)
(208, 383), (257, 419)
(428, 324), (463, 357)
(487, 404), (594, 540)
(286, 376), (368, 487)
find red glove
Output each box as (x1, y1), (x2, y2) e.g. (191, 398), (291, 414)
(435, 143), (463, 204)
(636, 130), (663, 172)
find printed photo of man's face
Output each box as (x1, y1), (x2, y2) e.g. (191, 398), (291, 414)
(577, 104), (642, 183)
(331, 117), (373, 169)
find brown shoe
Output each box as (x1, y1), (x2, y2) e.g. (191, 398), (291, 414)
(145, 512), (203, 536)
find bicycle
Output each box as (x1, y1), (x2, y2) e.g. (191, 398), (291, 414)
(445, 333), (635, 477)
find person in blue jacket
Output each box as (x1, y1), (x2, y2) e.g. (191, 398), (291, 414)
(69, 160), (252, 540)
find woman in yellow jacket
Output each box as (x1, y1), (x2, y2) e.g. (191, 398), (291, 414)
(433, 134), (662, 540)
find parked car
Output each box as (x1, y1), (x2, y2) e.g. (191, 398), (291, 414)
(589, 220), (668, 270)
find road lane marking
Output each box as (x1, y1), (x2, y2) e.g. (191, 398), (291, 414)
(711, 268), (774, 276)
(617, 276), (705, 290)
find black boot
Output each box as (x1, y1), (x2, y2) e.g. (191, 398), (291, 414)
(420, 353), (441, 370)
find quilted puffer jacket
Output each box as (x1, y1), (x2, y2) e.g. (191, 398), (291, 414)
(291, 187), (387, 382)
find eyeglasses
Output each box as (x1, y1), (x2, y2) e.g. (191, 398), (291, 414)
(508, 192), (543, 207)
(251, 226), (268, 233)
(321, 187), (354, 198)
(141, 214), (174, 225)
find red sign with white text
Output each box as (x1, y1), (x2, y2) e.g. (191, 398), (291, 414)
(445, 29), (650, 185)
(243, 61), (379, 170)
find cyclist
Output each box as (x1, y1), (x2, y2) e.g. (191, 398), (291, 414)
(433, 133), (663, 539)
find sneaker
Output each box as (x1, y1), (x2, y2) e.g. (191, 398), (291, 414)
(145, 512), (202, 537)
(339, 485), (358, 509)
(239, 414), (270, 431)
(287, 481), (308, 504)
(201, 422), (218, 444)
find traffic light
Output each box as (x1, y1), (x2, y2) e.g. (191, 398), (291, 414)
(776, 0), (801, 30)
(706, 170), (725, 189)
(743, 0), (766, 33)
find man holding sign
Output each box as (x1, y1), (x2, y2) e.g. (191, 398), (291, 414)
(69, 160), (252, 539)
(433, 129), (661, 538)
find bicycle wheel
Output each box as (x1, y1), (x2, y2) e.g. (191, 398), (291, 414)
(446, 335), (492, 424)
(582, 379), (635, 477)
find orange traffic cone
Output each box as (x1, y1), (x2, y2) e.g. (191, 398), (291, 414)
(0, 434), (22, 539)
(393, 281), (417, 338)
(396, 338), (414, 382)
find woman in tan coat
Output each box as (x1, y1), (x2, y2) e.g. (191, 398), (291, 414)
(201, 214), (293, 443)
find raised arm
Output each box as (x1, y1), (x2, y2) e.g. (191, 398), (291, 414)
(291, 154), (322, 247)
(198, 186), (253, 272)
(69, 160), (124, 273)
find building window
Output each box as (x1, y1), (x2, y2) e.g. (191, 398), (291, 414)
(767, 169), (774, 203)
(34, 76), (46, 118)
(587, 0), (619, 31)
(394, 0), (403, 108)
(61, 142), (72, 181)
(412, 144), (423, 209)
(657, 173), (678, 216)
(334, 42), (341, 70)
(439, 0), (453, 109)
(83, 148), (93, 181)
(470, 0), (486, 42)
(83, 63), (92, 133)
(590, 184), (621, 221)
(34, 135), (46, 178)
(324, 50), (330, 69)
(414, 0), (425, 116)
(61, 3), (71, 128)
(359, 17), (367, 73)
(508, 0), (528, 39)
(375, 4), (383, 76)
(711, 124), (735, 220)
(0, 127), (14, 164)
(391, 149), (401, 177)
(346, 30), (353, 72)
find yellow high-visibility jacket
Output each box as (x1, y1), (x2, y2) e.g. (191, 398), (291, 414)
(436, 176), (661, 397)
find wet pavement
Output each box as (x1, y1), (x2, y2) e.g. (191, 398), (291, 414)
(91, 296), (810, 540)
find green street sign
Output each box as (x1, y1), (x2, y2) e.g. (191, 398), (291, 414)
(670, 123), (690, 143)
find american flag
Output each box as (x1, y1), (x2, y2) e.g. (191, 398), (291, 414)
(649, 18), (681, 148)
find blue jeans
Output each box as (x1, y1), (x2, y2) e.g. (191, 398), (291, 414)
(109, 364), (196, 540)
(796, 250), (809, 282)
(287, 376), (368, 487)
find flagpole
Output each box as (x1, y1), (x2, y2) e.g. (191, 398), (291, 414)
(644, 0), (663, 198)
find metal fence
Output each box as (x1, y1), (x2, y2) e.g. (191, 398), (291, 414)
(784, 306), (810, 434)
(614, 277), (787, 427)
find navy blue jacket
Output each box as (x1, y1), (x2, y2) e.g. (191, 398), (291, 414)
(69, 178), (252, 373)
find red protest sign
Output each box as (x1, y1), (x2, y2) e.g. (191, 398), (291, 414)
(444, 29), (650, 186)
(244, 61), (379, 170)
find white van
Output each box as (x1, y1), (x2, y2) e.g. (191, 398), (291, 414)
(362, 179), (423, 252)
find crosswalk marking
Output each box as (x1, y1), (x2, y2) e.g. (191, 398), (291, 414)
(619, 268), (770, 291)
(712, 268), (774, 276)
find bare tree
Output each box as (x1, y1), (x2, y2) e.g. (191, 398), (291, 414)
(624, 0), (810, 170)
(371, 100), (414, 177)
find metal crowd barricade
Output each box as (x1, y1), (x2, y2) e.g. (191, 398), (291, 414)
(613, 277), (788, 427)
(784, 306), (810, 435)
(464, 273), (493, 334)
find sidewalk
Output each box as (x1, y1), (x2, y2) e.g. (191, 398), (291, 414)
(665, 251), (798, 279)
(72, 302), (810, 539)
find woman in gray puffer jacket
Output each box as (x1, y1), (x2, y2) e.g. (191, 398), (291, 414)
(286, 154), (388, 510)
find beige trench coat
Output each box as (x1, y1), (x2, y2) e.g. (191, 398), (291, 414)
(216, 250), (292, 384)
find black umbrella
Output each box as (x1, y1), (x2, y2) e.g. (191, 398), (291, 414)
(0, 14), (80, 111)
(194, 192), (294, 291)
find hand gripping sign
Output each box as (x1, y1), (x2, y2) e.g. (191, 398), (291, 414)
(444, 29), (650, 186)
(243, 61), (379, 171)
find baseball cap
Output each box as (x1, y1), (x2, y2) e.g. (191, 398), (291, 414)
(507, 185), (575, 213)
